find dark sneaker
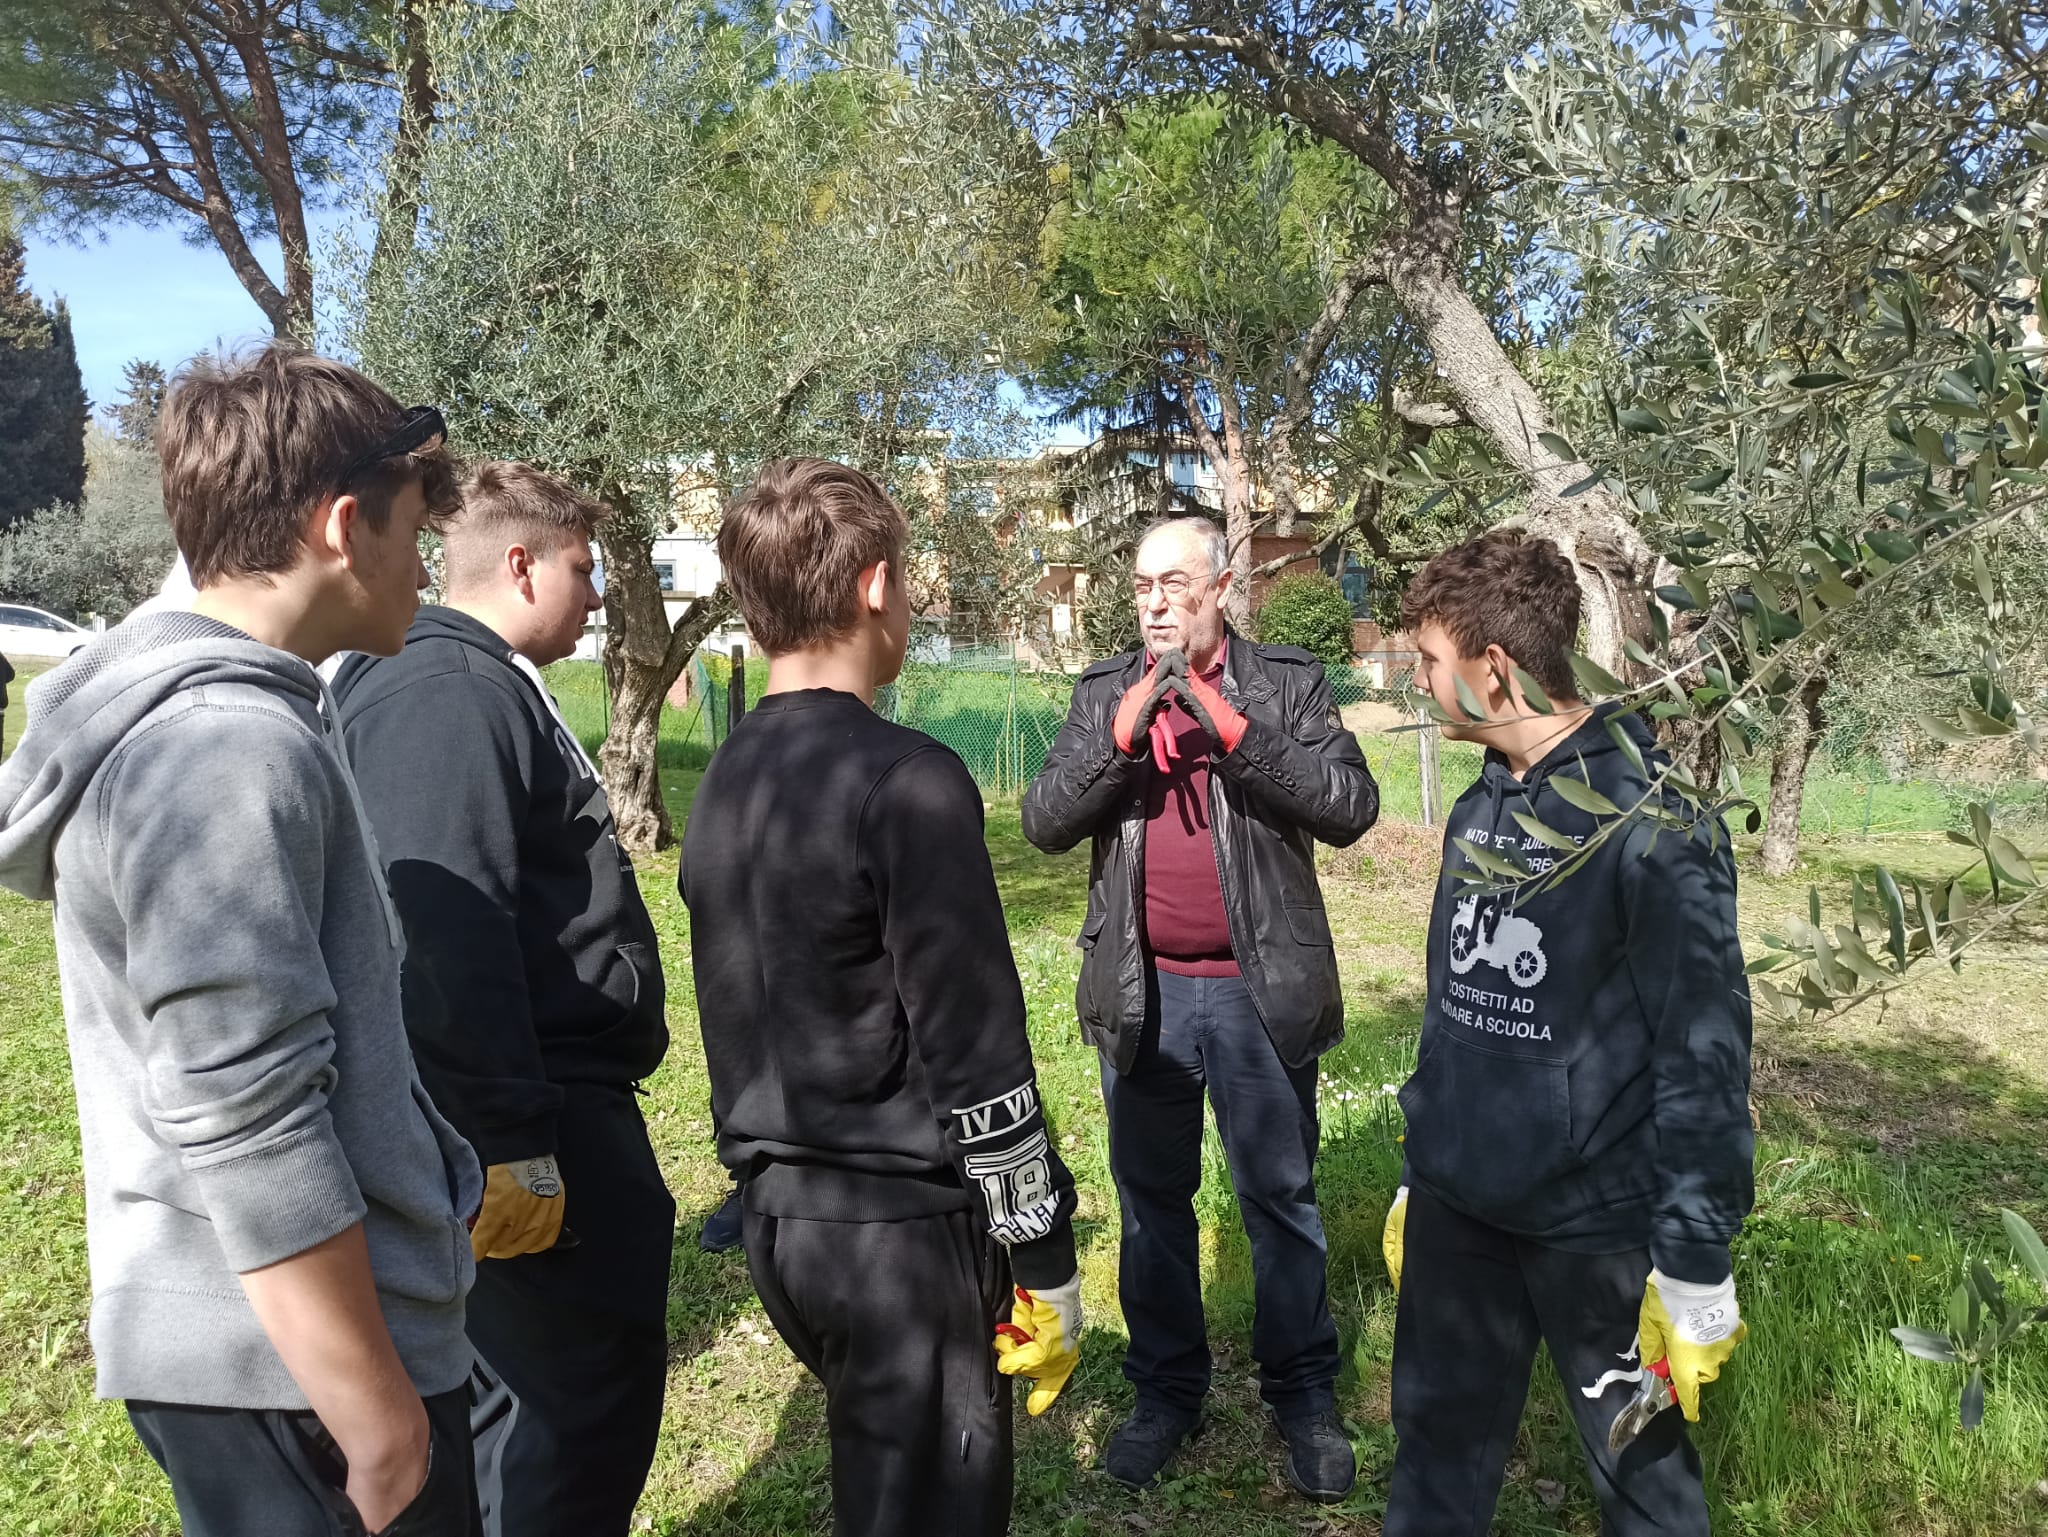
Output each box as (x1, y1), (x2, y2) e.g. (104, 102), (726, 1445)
(698, 1190), (744, 1253)
(1275, 1408), (1356, 1503)
(1105, 1402), (1204, 1490)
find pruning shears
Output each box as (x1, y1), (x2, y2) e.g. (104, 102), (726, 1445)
(1606, 1357), (1675, 1454)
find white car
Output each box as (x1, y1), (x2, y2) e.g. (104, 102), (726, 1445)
(0, 603), (91, 660)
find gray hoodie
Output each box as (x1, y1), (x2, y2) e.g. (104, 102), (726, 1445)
(0, 613), (481, 1409)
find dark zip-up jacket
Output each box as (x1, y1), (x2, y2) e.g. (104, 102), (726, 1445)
(1399, 705), (1755, 1283)
(680, 689), (1079, 1289)
(1021, 630), (1378, 1071)
(331, 607), (668, 1166)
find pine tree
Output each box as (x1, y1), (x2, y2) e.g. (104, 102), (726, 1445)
(0, 235), (89, 529)
(113, 359), (168, 450)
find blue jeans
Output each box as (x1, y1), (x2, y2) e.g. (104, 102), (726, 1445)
(1100, 968), (1338, 1419)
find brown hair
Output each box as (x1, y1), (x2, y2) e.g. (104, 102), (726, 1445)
(439, 461), (607, 595)
(158, 342), (457, 586)
(1399, 529), (1583, 699)
(717, 458), (907, 654)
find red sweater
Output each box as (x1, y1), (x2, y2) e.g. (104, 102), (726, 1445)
(1142, 654), (1239, 977)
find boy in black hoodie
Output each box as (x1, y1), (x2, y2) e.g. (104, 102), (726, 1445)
(331, 463), (674, 1536)
(1382, 531), (1754, 1536)
(681, 458), (1081, 1537)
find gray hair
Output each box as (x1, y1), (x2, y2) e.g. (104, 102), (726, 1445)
(1137, 516), (1230, 579)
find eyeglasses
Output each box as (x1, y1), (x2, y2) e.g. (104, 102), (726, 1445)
(334, 405), (448, 489)
(1132, 572), (1212, 601)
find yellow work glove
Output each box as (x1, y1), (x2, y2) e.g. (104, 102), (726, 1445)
(1638, 1268), (1747, 1422)
(993, 1276), (1082, 1416)
(1383, 1186), (1408, 1293)
(469, 1156), (566, 1262)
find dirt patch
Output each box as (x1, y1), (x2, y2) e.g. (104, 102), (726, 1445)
(1341, 699), (1410, 737)
(1755, 1041), (1973, 1155)
(1319, 817), (1442, 885)
(1753, 1012), (2048, 1166)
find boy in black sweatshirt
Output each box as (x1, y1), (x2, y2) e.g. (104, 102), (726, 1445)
(1382, 531), (1754, 1536)
(331, 463), (674, 1536)
(680, 458), (1081, 1537)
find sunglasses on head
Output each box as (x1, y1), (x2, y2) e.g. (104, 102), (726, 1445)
(334, 405), (448, 490)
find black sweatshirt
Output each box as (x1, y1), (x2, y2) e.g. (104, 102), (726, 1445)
(331, 607), (668, 1166)
(1398, 705), (1755, 1284)
(680, 688), (1079, 1289)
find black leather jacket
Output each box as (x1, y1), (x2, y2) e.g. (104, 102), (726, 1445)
(1022, 632), (1378, 1071)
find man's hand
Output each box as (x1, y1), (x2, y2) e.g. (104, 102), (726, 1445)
(1382, 1186), (1408, 1294)
(470, 1156), (565, 1261)
(1112, 659), (1181, 758)
(1638, 1269), (1747, 1421)
(1172, 668), (1248, 753)
(994, 1277), (1083, 1416)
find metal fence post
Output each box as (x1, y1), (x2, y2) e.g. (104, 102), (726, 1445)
(1417, 705), (1441, 828)
(728, 644), (747, 736)
(1005, 647), (1019, 796)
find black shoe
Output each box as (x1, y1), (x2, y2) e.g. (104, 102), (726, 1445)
(1274, 1408), (1356, 1503)
(1105, 1402), (1203, 1490)
(698, 1190), (744, 1253)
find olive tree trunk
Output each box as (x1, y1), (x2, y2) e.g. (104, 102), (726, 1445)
(1141, 26), (1664, 675)
(1175, 353), (1257, 632)
(1759, 672), (1828, 876)
(596, 520), (734, 852)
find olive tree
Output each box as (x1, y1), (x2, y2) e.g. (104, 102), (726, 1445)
(348, 0), (1044, 847)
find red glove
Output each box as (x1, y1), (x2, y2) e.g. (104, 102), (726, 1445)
(1174, 669), (1247, 753)
(1147, 712), (1181, 774)
(1113, 663), (1179, 756)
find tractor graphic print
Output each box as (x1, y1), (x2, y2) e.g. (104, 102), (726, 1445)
(1448, 893), (1549, 987)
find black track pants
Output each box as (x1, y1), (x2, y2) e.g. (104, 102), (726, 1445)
(468, 1084), (676, 1537)
(1386, 1186), (1709, 1537)
(743, 1205), (1014, 1537)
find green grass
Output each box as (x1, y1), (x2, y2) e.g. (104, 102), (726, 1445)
(2, 656), (54, 763)
(2, 668), (2047, 1533)
(1798, 762), (2048, 842)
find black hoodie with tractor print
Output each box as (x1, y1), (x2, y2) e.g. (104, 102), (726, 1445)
(1398, 705), (1756, 1285)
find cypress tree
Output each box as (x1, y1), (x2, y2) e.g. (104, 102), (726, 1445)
(0, 234), (90, 529)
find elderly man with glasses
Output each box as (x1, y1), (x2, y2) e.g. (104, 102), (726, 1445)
(1023, 516), (1379, 1502)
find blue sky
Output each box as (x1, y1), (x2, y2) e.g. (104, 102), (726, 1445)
(22, 223), (282, 414)
(23, 216), (1084, 448)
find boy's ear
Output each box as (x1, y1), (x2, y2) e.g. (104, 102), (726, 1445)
(1484, 644), (1520, 698)
(861, 558), (891, 615)
(507, 542), (537, 597)
(319, 493), (362, 570)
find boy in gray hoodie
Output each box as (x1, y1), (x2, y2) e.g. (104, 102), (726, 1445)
(0, 345), (485, 1537)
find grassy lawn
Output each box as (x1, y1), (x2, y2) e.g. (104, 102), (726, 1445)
(2, 664), (2046, 1533)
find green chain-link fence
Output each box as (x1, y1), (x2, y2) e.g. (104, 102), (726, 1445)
(671, 643), (1468, 818)
(547, 648), (2044, 839)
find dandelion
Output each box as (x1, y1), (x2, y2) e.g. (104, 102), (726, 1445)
(1907, 1254), (1923, 1263)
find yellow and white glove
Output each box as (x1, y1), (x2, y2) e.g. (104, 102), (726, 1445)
(1638, 1268), (1747, 1422)
(1383, 1186), (1408, 1294)
(994, 1276), (1082, 1416)
(469, 1155), (565, 1261)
